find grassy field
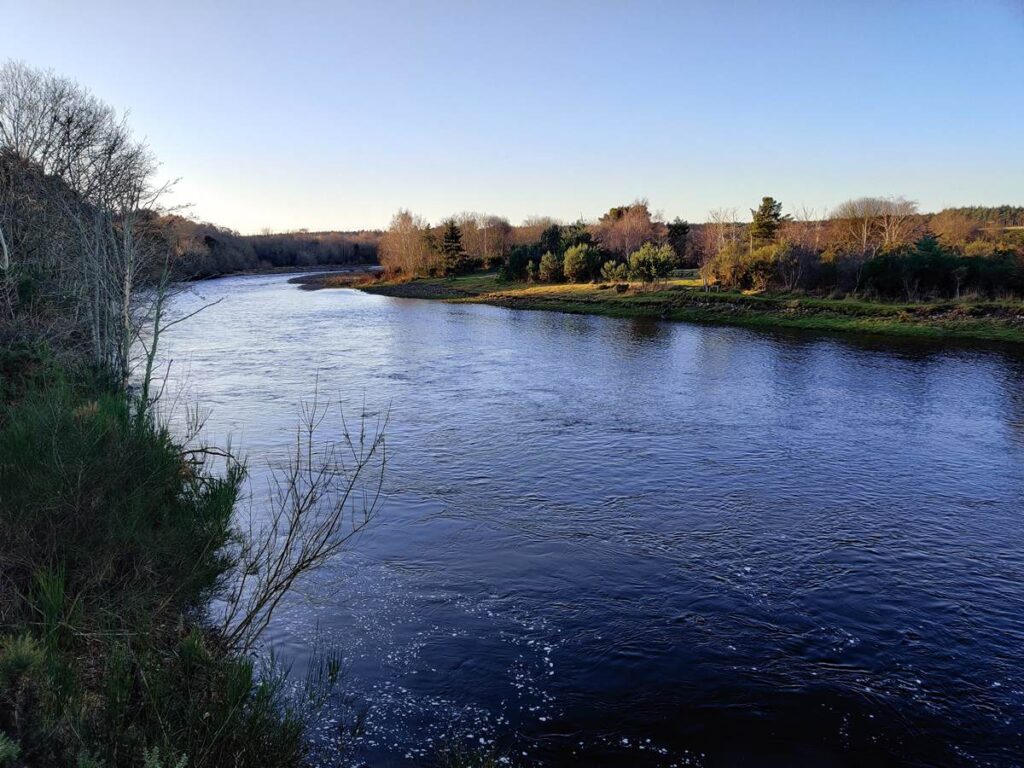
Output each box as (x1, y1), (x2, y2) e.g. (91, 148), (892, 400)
(354, 273), (1024, 343)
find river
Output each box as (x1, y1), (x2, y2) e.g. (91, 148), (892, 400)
(157, 273), (1024, 766)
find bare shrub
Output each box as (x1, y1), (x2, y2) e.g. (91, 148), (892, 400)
(219, 390), (388, 652)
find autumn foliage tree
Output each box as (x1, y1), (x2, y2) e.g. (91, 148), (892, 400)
(593, 201), (658, 257)
(379, 208), (435, 277)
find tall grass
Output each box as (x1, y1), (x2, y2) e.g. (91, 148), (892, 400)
(0, 362), (322, 767)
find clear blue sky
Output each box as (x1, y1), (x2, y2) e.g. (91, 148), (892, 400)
(6, 0), (1023, 233)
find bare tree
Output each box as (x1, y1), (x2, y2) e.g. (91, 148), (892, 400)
(378, 208), (435, 277)
(514, 215), (557, 246)
(220, 392), (387, 652)
(930, 209), (979, 247)
(0, 61), (169, 383)
(783, 205), (824, 252)
(593, 200), (657, 257)
(878, 196), (920, 250)
(0, 221), (9, 271)
(830, 197), (885, 256)
(698, 207), (740, 290)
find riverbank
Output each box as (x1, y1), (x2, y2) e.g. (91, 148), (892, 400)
(0, 348), (317, 767)
(351, 274), (1024, 343)
(195, 262), (382, 282)
(287, 266), (382, 290)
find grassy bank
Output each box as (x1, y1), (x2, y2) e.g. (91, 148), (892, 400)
(0, 348), (322, 768)
(355, 274), (1024, 343)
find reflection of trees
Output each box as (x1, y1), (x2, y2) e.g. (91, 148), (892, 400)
(998, 357), (1024, 446)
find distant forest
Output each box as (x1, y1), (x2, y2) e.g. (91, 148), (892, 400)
(157, 217), (381, 279)
(943, 206), (1024, 227)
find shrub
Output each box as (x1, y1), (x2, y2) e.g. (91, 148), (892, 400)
(0, 372), (339, 767)
(861, 236), (975, 300)
(525, 260), (539, 283)
(746, 244), (779, 291)
(538, 251), (563, 283)
(0, 732), (20, 766)
(627, 243), (674, 286)
(0, 634), (45, 688)
(505, 244), (541, 281)
(563, 243), (599, 283)
(601, 260), (628, 283)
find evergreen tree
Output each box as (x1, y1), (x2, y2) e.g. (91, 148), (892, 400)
(667, 217), (690, 264)
(439, 218), (467, 275)
(560, 219), (593, 253)
(749, 197), (787, 246)
(540, 223), (563, 255)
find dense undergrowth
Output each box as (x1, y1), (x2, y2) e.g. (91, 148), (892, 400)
(0, 348), (321, 768)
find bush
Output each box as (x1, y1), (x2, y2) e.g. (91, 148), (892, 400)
(746, 244), (779, 291)
(601, 260), (628, 283)
(538, 251), (563, 283)
(504, 244), (541, 281)
(0, 372), (322, 767)
(858, 236), (1018, 300)
(627, 243), (674, 286)
(563, 243), (600, 283)
(703, 241), (809, 292)
(0, 731), (20, 766)
(525, 260), (539, 283)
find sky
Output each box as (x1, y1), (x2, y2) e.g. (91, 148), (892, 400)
(4, 0), (1023, 233)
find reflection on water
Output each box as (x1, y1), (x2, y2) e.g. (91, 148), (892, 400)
(157, 274), (1024, 766)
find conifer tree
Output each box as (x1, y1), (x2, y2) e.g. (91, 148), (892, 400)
(667, 217), (690, 264)
(440, 218), (467, 275)
(749, 197), (787, 247)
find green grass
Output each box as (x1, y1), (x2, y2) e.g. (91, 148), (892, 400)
(0, 357), (319, 768)
(360, 275), (1024, 343)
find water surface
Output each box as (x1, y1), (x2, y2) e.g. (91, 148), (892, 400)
(158, 273), (1024, 766)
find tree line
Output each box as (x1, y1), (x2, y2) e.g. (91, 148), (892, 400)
(379, 198), (1024, 301)
(0, 62), (380, 363)
(160, 218), (380, 279)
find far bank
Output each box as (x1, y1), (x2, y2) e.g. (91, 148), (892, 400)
(338, 274), (1024, 344)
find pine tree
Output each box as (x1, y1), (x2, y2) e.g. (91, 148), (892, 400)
(539, 223), (563, 256)
(667, 217), (690, 264)
(749, 197), (787, 247)
(439, 218), (467, 275)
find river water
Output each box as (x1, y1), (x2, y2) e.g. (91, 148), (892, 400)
(157, 273), (1024, 766)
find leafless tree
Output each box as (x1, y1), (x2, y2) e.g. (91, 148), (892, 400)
(877, 196), (920, 250)
(220, 391), (387, 652)
(698, 207), (740, 290)
(929, 209), (979, 247)
(378, 208), (435, 277)
(514, 216), (557, 246)
(783, 205), (824, 252)
(830, 197), (885, 256)
(0, 61), (169, 383)
(593, 200), (657, 257)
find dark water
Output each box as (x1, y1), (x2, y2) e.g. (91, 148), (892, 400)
(158, 273), (1024, 767)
